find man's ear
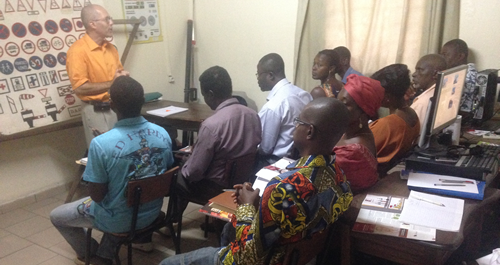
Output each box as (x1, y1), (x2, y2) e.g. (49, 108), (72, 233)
(306, 125), (315, 140)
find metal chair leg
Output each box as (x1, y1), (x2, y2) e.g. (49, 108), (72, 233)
(85, 228), (93, 265)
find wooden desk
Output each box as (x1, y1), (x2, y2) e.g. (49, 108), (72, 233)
(343, 172), (500, 265)
(141, 100), (214, 132)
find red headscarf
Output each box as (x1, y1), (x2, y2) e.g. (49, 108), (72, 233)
(344, 74), (385, 117)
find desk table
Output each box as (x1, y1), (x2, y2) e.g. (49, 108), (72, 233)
(141, 100), (214, 132)
(343, 172), (500, 265)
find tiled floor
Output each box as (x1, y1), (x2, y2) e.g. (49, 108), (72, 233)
(0, 189), (219, 265)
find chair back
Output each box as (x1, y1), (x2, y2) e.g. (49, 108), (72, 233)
(282, 225), (333, 265)
(127, 166), (179, 206)
(222, 152), (256, 187)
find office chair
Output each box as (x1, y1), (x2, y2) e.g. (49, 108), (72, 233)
(85, 166), (180, 265)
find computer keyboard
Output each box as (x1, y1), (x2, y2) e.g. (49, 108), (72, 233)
(455, 144), (500, 171)
(406, 144), (500, 180)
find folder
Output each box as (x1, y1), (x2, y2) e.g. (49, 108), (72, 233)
(406, 171), (485, 200)
(408, 181), (485, 200)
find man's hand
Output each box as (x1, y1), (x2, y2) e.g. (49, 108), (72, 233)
(233, 182), (260, 209)
(114, 69), (130, 79)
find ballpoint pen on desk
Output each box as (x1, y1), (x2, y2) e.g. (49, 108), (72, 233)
(412, 196), (446, 207)
(438, 179), (474, 184)
(434, 184), (466, 187)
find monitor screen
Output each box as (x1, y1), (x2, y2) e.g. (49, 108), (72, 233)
(429, 65), (468, 134)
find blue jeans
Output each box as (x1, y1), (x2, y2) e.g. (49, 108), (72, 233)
(50, 197), (121, 260)
(159, 246), (221, 265)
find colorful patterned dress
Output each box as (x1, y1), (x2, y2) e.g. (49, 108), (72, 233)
(217, 155), (353, 265)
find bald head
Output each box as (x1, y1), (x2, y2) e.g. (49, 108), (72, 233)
(81, 4), (103, 29)
(293, 98), (349, 156)
(412, 54), (447, 92)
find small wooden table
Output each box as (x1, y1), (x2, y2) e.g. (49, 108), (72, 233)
(342, 172), (500, 265)
(141, 100), (214, 132)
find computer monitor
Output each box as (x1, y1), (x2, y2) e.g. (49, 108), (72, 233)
(417, 64), (468, 155)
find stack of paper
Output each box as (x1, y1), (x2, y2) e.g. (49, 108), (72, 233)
(400, 191), (464, 232)
(146, 106), (188, 117)
(252, 157), (295, 196)
(352, 194), (436, 241)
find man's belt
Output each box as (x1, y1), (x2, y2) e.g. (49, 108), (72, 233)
(83, 100), (111, 111)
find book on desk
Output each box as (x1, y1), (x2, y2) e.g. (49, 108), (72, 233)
(352, 194), (437, 241)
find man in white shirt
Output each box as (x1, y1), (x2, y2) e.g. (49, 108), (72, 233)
(410, 54), (447, 129)
(256, 53), (312, 163)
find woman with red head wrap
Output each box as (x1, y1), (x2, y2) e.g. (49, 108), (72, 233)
(333, 74), (385, 193)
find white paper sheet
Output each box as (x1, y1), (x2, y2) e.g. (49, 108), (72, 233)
(252, 157), (295, 196)
(408, 172), (479, 194)
(146, 106), (188, 117)
(400, 191), (464, 232)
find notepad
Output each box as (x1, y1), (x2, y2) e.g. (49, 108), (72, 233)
(146, 106), (188, 117)
(400, 191), (464, 232)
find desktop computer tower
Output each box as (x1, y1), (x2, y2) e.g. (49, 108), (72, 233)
(472, 69), (498, 124)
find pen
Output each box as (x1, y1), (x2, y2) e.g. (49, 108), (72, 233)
(223, 189), (236, 192)
(439, 179), (474, 184)
(434, 184), (466, 187)
(412, 196), (445, 207)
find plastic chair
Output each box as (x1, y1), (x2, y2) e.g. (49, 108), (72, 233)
(85, 166), (180, 265)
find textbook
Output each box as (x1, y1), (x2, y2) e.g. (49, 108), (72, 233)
(352, 194), (436, 241)
(407, 172), (485, 200)
(199, 191), (236, 222)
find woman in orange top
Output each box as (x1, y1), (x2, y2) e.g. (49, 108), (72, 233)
(334, 74), (384, 193)
(369, 64), (421, 175)
(310, 49), (344, 99)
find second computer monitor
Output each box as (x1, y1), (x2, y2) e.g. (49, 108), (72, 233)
(430, 65), (468, 134)
(418, 64), (468, 151)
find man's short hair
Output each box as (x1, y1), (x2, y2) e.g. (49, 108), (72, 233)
(371, 64), (410, 99)
(199, 66), (232, 99)
(318, 49), (341, 69)
(332, 46), (351, 60)
(110, 76), (144, 117)
(444, 39), (469, 58)
(258, 53), (285, 75)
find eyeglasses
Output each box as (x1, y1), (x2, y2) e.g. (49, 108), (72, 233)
(94, 16), (113, 23)
(293, 117), (314, 128)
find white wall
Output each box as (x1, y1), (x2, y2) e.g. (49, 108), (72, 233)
(192, 0), (299, 111)
(459, 0), (500, 70)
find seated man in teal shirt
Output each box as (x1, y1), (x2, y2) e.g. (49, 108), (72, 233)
(50, 76), (173, 265)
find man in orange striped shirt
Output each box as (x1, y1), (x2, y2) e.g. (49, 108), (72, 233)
(67, 4), (129, 147)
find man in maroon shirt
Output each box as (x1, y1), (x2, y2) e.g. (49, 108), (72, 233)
(176, 66), (262, 219)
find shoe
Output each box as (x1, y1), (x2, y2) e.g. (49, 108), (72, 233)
(131, 242), (154, 253)
(74, 256), (112, 265)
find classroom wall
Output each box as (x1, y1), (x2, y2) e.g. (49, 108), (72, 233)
(192, 0), (299, 112)
(459, 0), (500, 71)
